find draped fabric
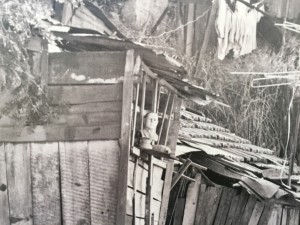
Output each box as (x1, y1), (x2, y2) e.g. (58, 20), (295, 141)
(215, 0), (264, 60)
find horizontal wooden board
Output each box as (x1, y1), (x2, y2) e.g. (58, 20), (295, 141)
(0, 124), (120, 142)
(48, 84), (122, 105)
(68, 101), (122, 114)
(126, 215), (145, 225)
(50, 112), (122, 126)
(48, 52), (126, 84)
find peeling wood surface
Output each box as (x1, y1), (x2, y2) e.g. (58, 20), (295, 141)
(6, 144), (33, 225)
(59, 141), (91, 225)
(89, 140), (119, 225)
(48, 52), (126, 84)
(31, 143), (61, 225)
(0, 144), (9, 225)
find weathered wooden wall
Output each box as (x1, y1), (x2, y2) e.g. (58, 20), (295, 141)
(173, 176), (300, 225)
(0, 141), (120, 225)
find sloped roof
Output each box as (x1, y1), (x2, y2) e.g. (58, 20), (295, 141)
(177, 109), (300, 205)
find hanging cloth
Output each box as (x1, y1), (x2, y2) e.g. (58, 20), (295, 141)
(215, 0), (264, 60)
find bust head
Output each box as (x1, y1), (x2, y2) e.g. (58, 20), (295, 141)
(144, 112), (158, 131)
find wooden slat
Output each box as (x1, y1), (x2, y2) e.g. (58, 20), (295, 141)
(68, 101), (122, 114)
(225, 189), (240, 225)
(293, 208), (299, 225)
(50, 111), (122, 126)
(257, 203), (274, 225)
(194, 184), (207, 225)
(0, 144), (9, 225)
(6, 143), (33, 225)
(126, 215), (145, 225)
(59, 141), (90, 225)
(239, 195), (257, 225)
(267, 206), (278, 225)
(48, 51), (126, 84)
(206, 186), (223, 225)
(0, 124), (121, 142)
(182, 174), (201, 225)
(31, 143), (61, 225)
(128, 160), (148, 194)
(214, 187), (236, 225)
(158, 97), (182, 225)
(231, 189), (250, 224)
(288, 208), (296, 225)
(173, 198), (185, 225)
(127, 188), (146, 218)
(117, 50), (134, 225)
(248, 201), (265, 225)
(275, 206), (283, 225)
(49, 84), (123, 105)
(89, 140), (119, 225)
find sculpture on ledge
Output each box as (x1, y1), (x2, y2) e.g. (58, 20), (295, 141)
(135, 112), (171, 154)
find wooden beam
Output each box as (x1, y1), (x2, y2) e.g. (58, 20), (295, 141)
(185, 3), (195, 58)
(116, 50), (135, 225)
(194, 1), (217, 77)
(158, 97), (182, 225)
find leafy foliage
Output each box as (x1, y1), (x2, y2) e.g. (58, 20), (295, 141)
(0, 0), (56, 125)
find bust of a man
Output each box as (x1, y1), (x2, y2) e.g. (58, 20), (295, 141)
(135, 112), (159, 148)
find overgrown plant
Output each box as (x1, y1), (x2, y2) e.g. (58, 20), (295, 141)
(197, 36), (300, 156)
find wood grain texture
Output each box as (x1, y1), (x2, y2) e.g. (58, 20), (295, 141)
(127, 188), (146, 218)
(248, 201), (264, 225)
(0, 124), (121, 142)
(59, 141), (91, 225)
(194, 184), (207, 225)
(225, 189), (240, 225)
(0, 144), (9, 225)
(31, 142), (61, 225)
(48, 84), (123, 105)
(50, 111), (122, 126)
(182, 174), (201, 225)
(88, 140), (119, 225)
(6, 143), (33, 225)
(48, 51), (126, 84)
(231, 189), (249, 225)
(116, 50), (134, 225)
(267, 206), (278, 225)
(239, 195), (257, 225)
(128, 160), (148, 194)
(257, 203), (274, 225)
(126, 215), (145, 225)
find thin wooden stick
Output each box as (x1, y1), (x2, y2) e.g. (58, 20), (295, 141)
(164, 94), (175, 146)
(152, 79), (159, 112)
(156, 84), (161, 114)
(158, 92), (171, 143)
(140, 73), (147, 131)
(131, 83), (140, 147)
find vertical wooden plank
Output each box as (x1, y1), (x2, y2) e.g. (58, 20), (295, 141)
(117, 50), (135, 225)
(248, 201), (265, 225)
(213, 187), (234, 225)
(31, 142), (61, 225)
(225, 190), (240, 225)
(239, 195), (257, 225)
(281, 207), (288, 225)
(257, 203), (274, 225)
(158, 97), (182, 225)
(231, 189), (249, 225)
(193, 184), (207, 224)
(173, 198), (186, 225)
(182, 174), (201, 225)
(59, 141), (90, 225)
(207, 186), (223, 225)
(275, 206), (283, 225)
(0, 144), (9, 225)
(267, 207), (278, 225)
(89, 140), (120, 225)
(293, 208), (299, 225)
(6, 143), (33, 225)
(185, 3), (195, 58)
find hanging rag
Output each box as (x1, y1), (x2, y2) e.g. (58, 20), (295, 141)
(215, 0), (265, 60)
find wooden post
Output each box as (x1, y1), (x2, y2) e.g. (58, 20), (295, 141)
(194, 1), (217, 77)
(140, 74), (147, 131)
(288, 99), (300, 186)
(158, 97), (183, 225)
(131, 83), (140, 147)
(185, 3), (195, 58)
(116, 50), (135, 225)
